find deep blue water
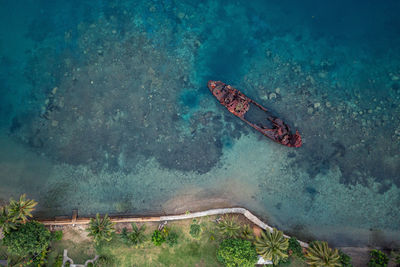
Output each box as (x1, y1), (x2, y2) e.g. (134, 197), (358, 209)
(1, 0), (400, 247)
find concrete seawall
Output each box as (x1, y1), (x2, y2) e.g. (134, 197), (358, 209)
(40, 207), (309, 247)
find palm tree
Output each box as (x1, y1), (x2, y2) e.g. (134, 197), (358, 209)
(8, 194), (37, 222)
(217, 216), (241, 239)
(254, 228), (289, 266)
(241, 224), (255, 241)
(124, 223), (146, 245)
(87, 213), (115, 244)
(304, 241), (341, 267)
(0, 207), (19, 234)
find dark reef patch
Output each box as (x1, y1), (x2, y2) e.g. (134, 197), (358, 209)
(179, 90), (199, 109)
(13, 18), (230, 175)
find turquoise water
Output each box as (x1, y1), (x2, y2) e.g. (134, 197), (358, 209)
(1, 0), (400, 247)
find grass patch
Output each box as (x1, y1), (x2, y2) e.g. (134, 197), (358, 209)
(95, 219), (222, 266)
(46, 228), (95, 266)
(278, 255), (308, 267)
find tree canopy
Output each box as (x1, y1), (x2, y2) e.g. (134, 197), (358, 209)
(2, 221), (51, 256)
(217, 238), (258, 267)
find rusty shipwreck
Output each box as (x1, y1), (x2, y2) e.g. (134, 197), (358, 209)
(208, 80), (302, 147)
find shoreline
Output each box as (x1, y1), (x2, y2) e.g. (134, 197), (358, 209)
(40, 207), (309, 248)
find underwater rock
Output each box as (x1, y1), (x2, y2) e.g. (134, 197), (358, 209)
(318, 72), (327, 78)
(269, 92), (277, 99)
(306, 75), (315, 85)
(389, 73), (399, 81)
(177, 12), (186, 20)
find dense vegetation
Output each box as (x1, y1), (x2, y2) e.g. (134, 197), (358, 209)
(216, 238), (258, 267)
(339, 249), (353, 267)
(151, 229), (166, 246)
(2, 221), (51, 256)
(0, 194), (55, 266)
(368, 249), (389, 267)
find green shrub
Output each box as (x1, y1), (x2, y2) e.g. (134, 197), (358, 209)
(94, 255), (116, 267)
(339, 249), (353, 267)
(54, 254), (63, 267)
(288, 237), (304, 258)
(166, 231), (179, 246)
(216, 238), (258, 267)
(121, 227), (129, 241)
(152, 230), (165, 246)
(368, 249), (389, 267)
(190, 223), (201, 239)
(394, 251), (400, 264)
(51, 230), (63, 241)
(161, 226), (170, 238)
(2, 221), (51, 256)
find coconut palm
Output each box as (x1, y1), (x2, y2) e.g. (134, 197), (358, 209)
(123, 223), (146, 245)
(8, 194), (37, 222)
(254, 228), (289, 266)
(0, 207), (19, 234)
(217, 216), (241, 239)
(240, 224), (255, 241)
(87, 213), (115, 244)
(304, 241), (341, 267)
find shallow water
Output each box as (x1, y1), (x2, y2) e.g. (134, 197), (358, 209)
(1, 0), (400, 247)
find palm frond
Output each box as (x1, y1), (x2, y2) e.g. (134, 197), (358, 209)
(217, 216), (241, 239)
(241, 224), (255, 241)
(0, 207), (18, 234)
(254, 228), (289, 265)
(87, 213), (115, 244)
(305, 241), (341, 267)
(128, 223), (146, 245)
(8, 194), (37, 223)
